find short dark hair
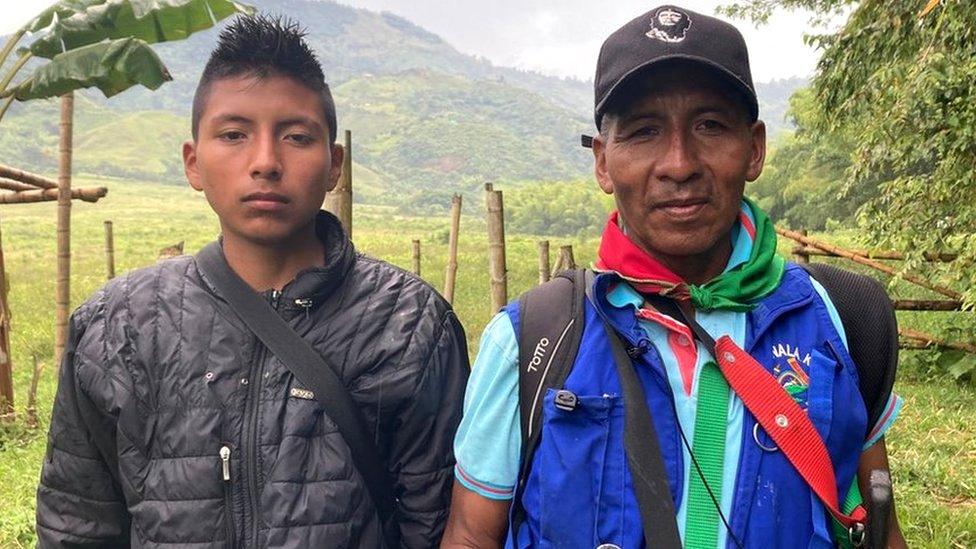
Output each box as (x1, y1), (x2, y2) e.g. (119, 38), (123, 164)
(191, 14), (337, 143)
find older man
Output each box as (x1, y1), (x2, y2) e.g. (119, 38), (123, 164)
(443, 5), (906, 549)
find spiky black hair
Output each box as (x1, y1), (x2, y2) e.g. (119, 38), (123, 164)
(191, 14), (337, 143)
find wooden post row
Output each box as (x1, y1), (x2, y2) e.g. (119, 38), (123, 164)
(55, 92), (74, 367)
(485, 184), (507, 312)
(538, 240), (550, 284)
(0, 214), (12, 419)
(554, 245), (576, 274)
(325, 129), (353, 238)
(104, 220), (115, 280)
(412, 239), (422, 276)
(443, 194), (462, 304)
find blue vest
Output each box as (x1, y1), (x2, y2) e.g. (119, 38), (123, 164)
(505, 264), (867, 549)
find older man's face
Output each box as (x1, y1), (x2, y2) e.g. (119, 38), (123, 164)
(593, 64), (765, 275)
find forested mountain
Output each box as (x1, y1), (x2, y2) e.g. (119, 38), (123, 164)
(0, 0), (802, 210)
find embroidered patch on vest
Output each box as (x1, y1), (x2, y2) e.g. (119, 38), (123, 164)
(771, 343), (810, 408)
(646, 7), (692, 43)
(289, 387), (315, 400)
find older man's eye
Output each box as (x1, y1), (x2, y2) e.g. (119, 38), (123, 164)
(627, 126), (657, 139)
(286, 133), (314, 145)
(698, 119), (726, 132)
(219, 130), (246, 141)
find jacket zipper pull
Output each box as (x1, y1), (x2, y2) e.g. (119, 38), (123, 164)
(220, 445), (232, 481)
(270, 289), (282, 309)
(294, 298), (313, 319)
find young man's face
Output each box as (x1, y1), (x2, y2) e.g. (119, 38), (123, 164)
(593, 63), (766, 270)
(184, 74), (342, 247)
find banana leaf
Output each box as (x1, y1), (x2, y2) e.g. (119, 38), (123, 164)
(1, 37), (172, 100)
(28, 0), (255, 59)
(21, 0), (105, 34)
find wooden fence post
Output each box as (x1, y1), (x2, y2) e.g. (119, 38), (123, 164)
(26, 355), (41, 429)
(325, 129), (353, 238)
(485, 183), (508, 312)
(793, 229), (809, 263)
(443, 194), (462, 304)
(412, 239), (422, 276)
(104, 220), (115, 280)
(538, 240), (551, 284)
(554, 245), (576, 274)
(0, 214), (12, 420)
(55, 92), (73, 367)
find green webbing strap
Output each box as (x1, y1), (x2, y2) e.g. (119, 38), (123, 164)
(684, 360), (731, 549)
(833, 483), (864, 548)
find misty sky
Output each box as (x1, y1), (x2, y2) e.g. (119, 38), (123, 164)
(2, 0), (831, 83)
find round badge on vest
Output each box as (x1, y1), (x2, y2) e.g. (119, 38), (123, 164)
(596, 544), (622, 549)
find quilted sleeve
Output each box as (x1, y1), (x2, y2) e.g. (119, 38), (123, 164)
(390, 311), (470, 548)
(35, 297), (131, 548)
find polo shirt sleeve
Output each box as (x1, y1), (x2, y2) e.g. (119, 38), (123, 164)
(453, 312), (521, 500)
(809, 279), (903, 450)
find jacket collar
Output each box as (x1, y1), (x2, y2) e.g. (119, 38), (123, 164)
(203, 210), (356, 315)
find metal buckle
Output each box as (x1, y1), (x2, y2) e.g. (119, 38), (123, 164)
(848, 522), (866, 547)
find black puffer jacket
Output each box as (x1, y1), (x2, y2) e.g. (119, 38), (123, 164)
(36, 212), (469, 548)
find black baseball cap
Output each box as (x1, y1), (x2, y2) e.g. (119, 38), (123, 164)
(589, 5), (758, 136)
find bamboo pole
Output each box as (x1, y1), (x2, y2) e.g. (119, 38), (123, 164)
(892, 300), (965, 311)
(55, 92), (73, 366)
(0, 164), (57, 189)
(0, 178), (38, 192)
(0, 186), (107, 204)
(325, 129), (353, 238)
(485, 183), (507, 312)
(412, 239), (421, 276)
(0, 213), (12, 420)
(899, 327), (976, 354)
(538, 240), (551, 284)
(776, 227), (963, 300)
(26, 356), (41, 430)
(555, 245), (576, 274)
(443, 194), (461, 304)
(790, 246), (957, 263)
(104, 221), (115, 280)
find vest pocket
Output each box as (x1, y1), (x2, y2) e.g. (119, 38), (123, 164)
(807, 345), (839, 441)
(535, 390), (623, 548)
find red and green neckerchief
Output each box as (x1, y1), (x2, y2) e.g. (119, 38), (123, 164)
(594, 197), (785, 311)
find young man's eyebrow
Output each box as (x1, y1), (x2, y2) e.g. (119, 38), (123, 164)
(276, 116), (325, 132)
(211, 114), (254, 126)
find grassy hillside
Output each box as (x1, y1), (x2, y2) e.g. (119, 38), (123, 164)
(0, 0), (801, 209)
(0, 179), (972, 546)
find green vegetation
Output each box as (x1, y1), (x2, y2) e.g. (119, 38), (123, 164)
(503, 179), (613, 237)
(0, 180), (972, 547)
(724, 0), (976, 309)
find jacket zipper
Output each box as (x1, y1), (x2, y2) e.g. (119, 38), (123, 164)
(242, 289), (279, 546)
(220, 444), (236, 548)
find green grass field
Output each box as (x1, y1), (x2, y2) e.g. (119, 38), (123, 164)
(0, 179), (972, 547)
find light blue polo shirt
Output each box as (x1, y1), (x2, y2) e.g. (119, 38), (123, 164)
(453, 207), (901, 548)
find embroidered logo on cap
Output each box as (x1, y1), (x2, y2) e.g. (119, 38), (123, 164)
(645, 6), (692, 43)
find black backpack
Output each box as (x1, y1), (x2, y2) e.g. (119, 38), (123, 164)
(510, 263), (898, 542)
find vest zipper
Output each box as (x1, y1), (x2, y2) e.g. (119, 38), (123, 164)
(220, 444), (236, 548)
(242, 289), (279, 545)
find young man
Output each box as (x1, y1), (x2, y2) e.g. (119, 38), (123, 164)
(36, 16), (468, 548)
(443, 6), (906, 549)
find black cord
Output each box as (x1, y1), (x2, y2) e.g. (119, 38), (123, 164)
(672, 413), (745, 549)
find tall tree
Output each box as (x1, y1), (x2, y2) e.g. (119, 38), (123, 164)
(723, 0), (976, 305)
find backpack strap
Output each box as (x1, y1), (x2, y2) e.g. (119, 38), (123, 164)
(510, 269), (587, 540)
(799, 263), (898, 434)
